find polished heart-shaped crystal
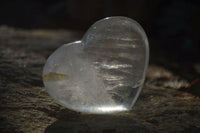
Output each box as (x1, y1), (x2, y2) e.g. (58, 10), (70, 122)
(43, 16), (149, 114)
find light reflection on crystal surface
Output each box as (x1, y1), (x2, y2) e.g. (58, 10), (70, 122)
(96, 106), (127, 113)
(43, 16), (149, 114)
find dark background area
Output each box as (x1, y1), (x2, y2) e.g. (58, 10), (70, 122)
(0, 0), (200, 62)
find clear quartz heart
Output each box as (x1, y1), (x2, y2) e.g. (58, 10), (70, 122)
(43, 16), (149, 114)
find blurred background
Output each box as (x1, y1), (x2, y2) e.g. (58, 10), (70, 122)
(0, 0), (200, 61)
(0, 0), (200, 75)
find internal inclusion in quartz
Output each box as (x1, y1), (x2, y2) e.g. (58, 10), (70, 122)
(43, 16), (149, 114)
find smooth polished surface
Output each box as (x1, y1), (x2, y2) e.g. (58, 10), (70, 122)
(43, 17), (149, 114)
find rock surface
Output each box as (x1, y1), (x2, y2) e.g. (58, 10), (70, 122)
(0, 26), (200, 133)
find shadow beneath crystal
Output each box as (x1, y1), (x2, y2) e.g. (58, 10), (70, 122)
(44, 109), (150, 133)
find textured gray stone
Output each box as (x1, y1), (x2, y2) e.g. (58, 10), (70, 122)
(0, 26), (199, 133)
